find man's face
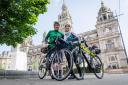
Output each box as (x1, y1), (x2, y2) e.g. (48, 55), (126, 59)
(54, 24), (60, 30)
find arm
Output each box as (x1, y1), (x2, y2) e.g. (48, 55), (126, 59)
(45, 31), (50, 44)
(62, 33), (64, 39)
(71, 33), (79, 42)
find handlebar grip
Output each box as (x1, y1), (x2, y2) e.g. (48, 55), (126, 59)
(81, 40), (88, 47)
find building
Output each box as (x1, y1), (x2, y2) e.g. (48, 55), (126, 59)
(27, 0), (128, 71)
(27, 44), (45, 71)
(79, 1), (127, 69)
(0, 0), (127, 71)
(0, 51), (12, 70)
(58, 0), (73, 32)
(0, 36), (33, 70)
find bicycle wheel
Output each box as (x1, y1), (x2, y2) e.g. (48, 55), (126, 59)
(72, 47), (85, 80)
(38, 57), (47, 79)
(50, 48), (73, 81)
(90, 55), (104, 79)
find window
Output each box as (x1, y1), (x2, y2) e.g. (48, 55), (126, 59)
(103, 29), (106, 33)
(106, 40), (114, 49)
(100, 18), (103, 21)
(108, 27), (112, 32)
(111, 56), (115, 61)
(106, 28), (109, 33)
(108, 15), (111, 19)
(103, 15), (107, 20)
(109, 55), (117, 61)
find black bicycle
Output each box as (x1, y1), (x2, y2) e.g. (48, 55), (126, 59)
(38, 37), (73, 81)
(72, 39), (104, 79)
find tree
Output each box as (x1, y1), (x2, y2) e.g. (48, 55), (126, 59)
(0, 0), (50, 47)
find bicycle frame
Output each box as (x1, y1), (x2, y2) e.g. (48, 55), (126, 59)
(80, 44), (95, 58)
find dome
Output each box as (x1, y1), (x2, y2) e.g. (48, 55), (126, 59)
(98, 1), (111, 14)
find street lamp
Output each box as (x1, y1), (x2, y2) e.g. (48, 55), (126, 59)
(114, 12), (128, 64)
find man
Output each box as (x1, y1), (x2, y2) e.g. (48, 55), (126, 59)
(45, 21), (64, 49)
(44, 21), (64, 79)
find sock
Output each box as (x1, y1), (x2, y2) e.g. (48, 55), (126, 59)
(59, 70), (62, 78)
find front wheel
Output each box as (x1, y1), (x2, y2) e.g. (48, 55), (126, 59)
(50, 48), (73, 81)
(90, 56), (104, 79)
(72, 47), (85, 80)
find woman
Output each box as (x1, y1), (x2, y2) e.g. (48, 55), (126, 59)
(64, 23), (84, 80)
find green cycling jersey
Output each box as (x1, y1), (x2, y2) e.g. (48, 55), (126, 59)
(45, 30), (64, 48)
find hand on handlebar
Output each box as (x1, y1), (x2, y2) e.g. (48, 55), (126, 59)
(81, 40), (88, 47)
(44, 43), (49, 48)
(69, 41), (74, 45)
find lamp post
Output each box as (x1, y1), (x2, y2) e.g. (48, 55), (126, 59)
(115, 12), (128, 64)
(116, 0), (128, 64)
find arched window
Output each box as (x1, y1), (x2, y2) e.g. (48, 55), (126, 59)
(109, 27), (112, 32)
(100, 17), (103, 21)
(108, 15), (111, 19)
(111, 56), (115, 61)
(103, 14), (107, 20)
(106, 40), (114, 49)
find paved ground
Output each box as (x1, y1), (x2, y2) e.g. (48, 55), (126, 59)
(0, 74), (128, 85)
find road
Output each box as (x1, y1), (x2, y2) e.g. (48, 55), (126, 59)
(0, 74), (128, 85)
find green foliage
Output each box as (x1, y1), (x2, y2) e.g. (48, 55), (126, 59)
(0, 0), (50, 47)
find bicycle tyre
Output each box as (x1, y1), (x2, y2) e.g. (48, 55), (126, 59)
(50, 48), (73, 81)
(90, 56), (104, 79)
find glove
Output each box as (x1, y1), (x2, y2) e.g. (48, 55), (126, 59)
(69, 41), (74, 45)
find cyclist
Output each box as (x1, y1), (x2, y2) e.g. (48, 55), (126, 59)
(44, 21), (64, 79)
(64, 23), (84, 80)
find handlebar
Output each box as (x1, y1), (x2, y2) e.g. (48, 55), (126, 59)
(55, 37), (89, 48)
(55, 37), (69, 45)
(81, 40), (88, 47)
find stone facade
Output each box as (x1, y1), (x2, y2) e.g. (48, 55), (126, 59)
(0, 51), (12, 70)
(79, 1), (127, 69)
(27, 44), (45, 71)
(58, 0), (72, 32)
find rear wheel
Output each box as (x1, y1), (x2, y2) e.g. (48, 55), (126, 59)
(50, 48), (73, 81)
(90, 56), (104, 79)
(38, 57), (47, 79)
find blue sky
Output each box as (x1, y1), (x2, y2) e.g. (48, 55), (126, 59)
(0, 0), (128, 53)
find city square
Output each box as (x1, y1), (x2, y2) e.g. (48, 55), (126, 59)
(0, 74), (128, 85)
(0, 0), (128, 84)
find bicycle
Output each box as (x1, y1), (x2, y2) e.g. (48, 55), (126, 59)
(72, 39), (104, 79)
(38, 37), (73, 81)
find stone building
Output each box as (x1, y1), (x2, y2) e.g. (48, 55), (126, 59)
(58, 0), (73, 32)
(0, 51), (12, 70)
(79, 1), (127, 69)
(26, 0), (128, 71)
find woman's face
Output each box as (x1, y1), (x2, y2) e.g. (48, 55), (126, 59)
(65, 25), (71, 32)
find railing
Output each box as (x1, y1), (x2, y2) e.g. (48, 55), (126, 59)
(0, 70), (38, 79)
